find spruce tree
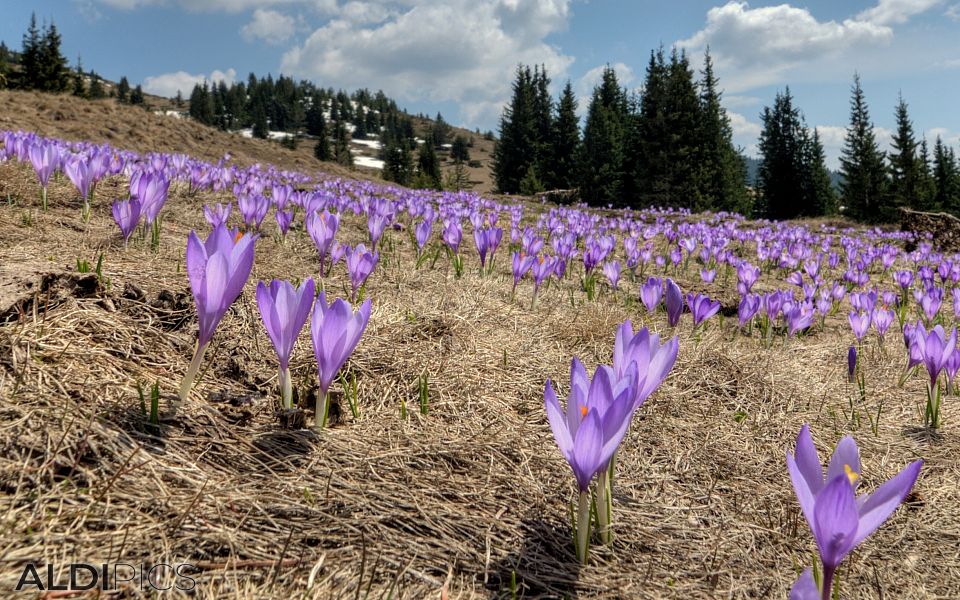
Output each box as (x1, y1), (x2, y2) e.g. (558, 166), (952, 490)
(71, 57), (85, 97)
(39, 21), (68, 92)
(431, 112), (450, 147)
(493, 66), (537, 193)
(804, 129), (838, 216)
(578, 66), (627, 206)
(697, 48), (749, 214)
(631, 48), (670, 207)
(416, 136), (442, 189)
(663, 49), (704, 210)
(175, 90), (184, 108)
(916, 138), (937, 210)
(933, 137), (960, 214)
(117, 76), (130, 103)
(252, 101), (269, 138)
(130, 84), (145, 105)
(550, 80), (580, 190)
(20, 13), (42, 90)
(333, 120), (353, 167)
(382, 137), (413, 185)
(313, 122), (331, 161)
(451, 135), (470, 162)
(87, 72), (105, 99)
(757, 88), (809, 220)
(531, 65), (554, 186)
(839, 74), (889, 222)
(888, 93), (921, 211)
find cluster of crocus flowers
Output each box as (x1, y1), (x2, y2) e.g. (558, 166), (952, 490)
(179, 225), (257, 402)
(787, 424), (922, 600)
(544, 321), (678, 563)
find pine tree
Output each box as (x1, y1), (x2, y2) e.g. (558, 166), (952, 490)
(332, 120), (353, 167)
(445, 160), (471, 191)
(549, 80), (580, 189)
(663, 49), (704, 210)
(631, 48), (670, 207)
(306, 94), (327, 136)
(87, 71), (105, 99)
(20, 13), (42, 90)
(39, 21), (68, 92)
(71, 57), (85, 97)
(531, 65), (554, 185)
(493, 66), (537, 193)
(578, 66), (628, 206)
(451, 135), (470, 162)
(888, 93), (921, 211)
(130, 84), (145, 105)
(382, 137), (413, 185)
(916, 138), (937, 210)
(174, 89), (184, 108)
(117, 76), (130, 103)
(252, 101), (269, 138)
(697, 48), (749, 214)
(757, 88), (810, 220)
(933, 137), (960, 214)
(839, 74), (889, 222)
(416, 136), (442, 189)
(804, 129), (838, 216)
(313, 121), (331, 161)
(431, 112), (450, 147)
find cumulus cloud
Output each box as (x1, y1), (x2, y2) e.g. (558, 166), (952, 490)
(280, 0), (573, 127)
(678, 2), (893, 92)
(143, 68), (237, 97)
(948, 3), (960, 19)
(95, 0), (308, 13)
(856, 0), (944, 25)
(241, 8), (297, 44)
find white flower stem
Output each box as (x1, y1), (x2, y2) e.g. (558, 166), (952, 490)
(576, 490), (591, 564)
(280, 367), (293, 410)
(315, 389), (328, 429)
(596, 465), (613, 545)
(178, 342), (208, 403)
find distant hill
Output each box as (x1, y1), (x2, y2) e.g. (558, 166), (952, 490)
(743, 155), (842, 190)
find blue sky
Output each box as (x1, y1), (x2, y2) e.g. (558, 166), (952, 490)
(3, 0), (960, 168)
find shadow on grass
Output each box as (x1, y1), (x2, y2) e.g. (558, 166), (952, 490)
(487, 516), (581, 599)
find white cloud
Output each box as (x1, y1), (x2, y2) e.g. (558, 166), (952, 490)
(729, 111), (761, 138)
(241, 8), (296, 44)
(947, 3), (960, 19)
(857, 0), (944, 25)
(280, 0), (574, 128)
(678, 2), (892, 92)
(143, 68), (237, 97)
(723, 94), (760, 109)
(95, 0), (308, 13)
(933, 57), (960, 69)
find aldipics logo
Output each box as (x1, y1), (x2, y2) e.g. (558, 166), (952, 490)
(14, 563), (196, 592)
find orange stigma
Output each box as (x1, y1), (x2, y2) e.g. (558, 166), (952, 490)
(580, 405), (588, 418)
(844, 464), (859, 485)
(234, 231), (244, 243)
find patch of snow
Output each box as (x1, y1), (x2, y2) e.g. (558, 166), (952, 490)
(354, 156), (384, 169)
(352, 139), (382, 150)
(154, 110), (185, 119)
(233, 128), (297, 141)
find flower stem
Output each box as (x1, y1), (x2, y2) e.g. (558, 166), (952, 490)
(596, 465), (613, 544)
(178, 342), (208, 403)
(575, 490), (591, 564)
(821, 564), (835, 600)
(280, 367), (292, 410)
(315, 388), (328, 429)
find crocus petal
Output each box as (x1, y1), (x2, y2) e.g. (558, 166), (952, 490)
(812, 476), (860, 568)
(544, 380), (573, 457)
(853, 460), (923, 547)
(789, 569), (820, 600)
(826, 436), (862, 491)
(571, 410), (604, 491)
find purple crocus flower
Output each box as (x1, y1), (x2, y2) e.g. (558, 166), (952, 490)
(872, 308), (894, 341)
(700, 268), (716, 283)
(256, 278), (315, 409)
(785, 303), (814, 337)
(415, 219), (433, 255)
(29, 142), (59, 209)
(848, 346), (857, 383)
(306, 210), (339, 276)
(787, 424), (922, 600)
(511, 251), (534, 293)
(640, 277), (662, 313)
(544, 358), (638, 562)
(179, 225), (257, 401)
(64, 156), (93, 204)
(738, 293), (760, 328)
(611, 320), (679, 412)
(310, 292), (372, 428)
(790, 569), (818, 600)
(919, 287), (943, 323)
(665, 278), (683, 327)
(848, 311), (871, 342)
(237, 193), (270, 231)
(602, 261), (621, 290)
(131, 171), (170, 225)
(111, 197), (141, 246)
(275, 208), (294, 239)
(912, 323), (956, 388)
(442, 220), (462, 253)
(204, 203), (232, 228)
(345, 244), (378, 301)
(473, 226), (503, 270)
(686, 292), (720, 327)
(894, 270), (914, 291)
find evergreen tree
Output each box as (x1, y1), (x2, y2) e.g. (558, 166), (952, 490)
(519, 165), (545, 196)
(916, 138), (937, 210)
(313, 121), (331, 161)
(445, 160), (471, 191)
(252, 101), (269, 139)
(839, 74), (889, 222)
(803, 129), (838, 216)
(332, 120), (353, 167)
(306, 94), (327, 137)
(39, 21), (68, 92)
(933, 137), (960, 214)
(416, 136), (442, 189)
(117, 76), (130, 103)
(531, 65), (554, 183)
(888, 93), (922, 211)
(578, 66), (628, 206)
(20, 13), (42, 90)
(493, 66), (537, 193)
(382, 137), (414, 185)
(174, 89), (184, 108)
(431, 112), (450, 147)
(757, 88), (810, 220)
(130, 84), (145, 105)
(631, 48), (670, 207)
(662, 49), (704, 210)
(352, 108), (368, 139)
(549, 80), (580, 189)
(451, 135), (471, 162)
(87, 72), (105, 99)
(71, 57), (85, 97)
(697, 48), (749, 214)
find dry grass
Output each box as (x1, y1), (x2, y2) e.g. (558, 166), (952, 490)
(0, 153), (958, 599)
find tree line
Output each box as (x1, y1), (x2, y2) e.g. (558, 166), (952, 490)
(494, 49), (960, 222)
(493, 49), (750, 214)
